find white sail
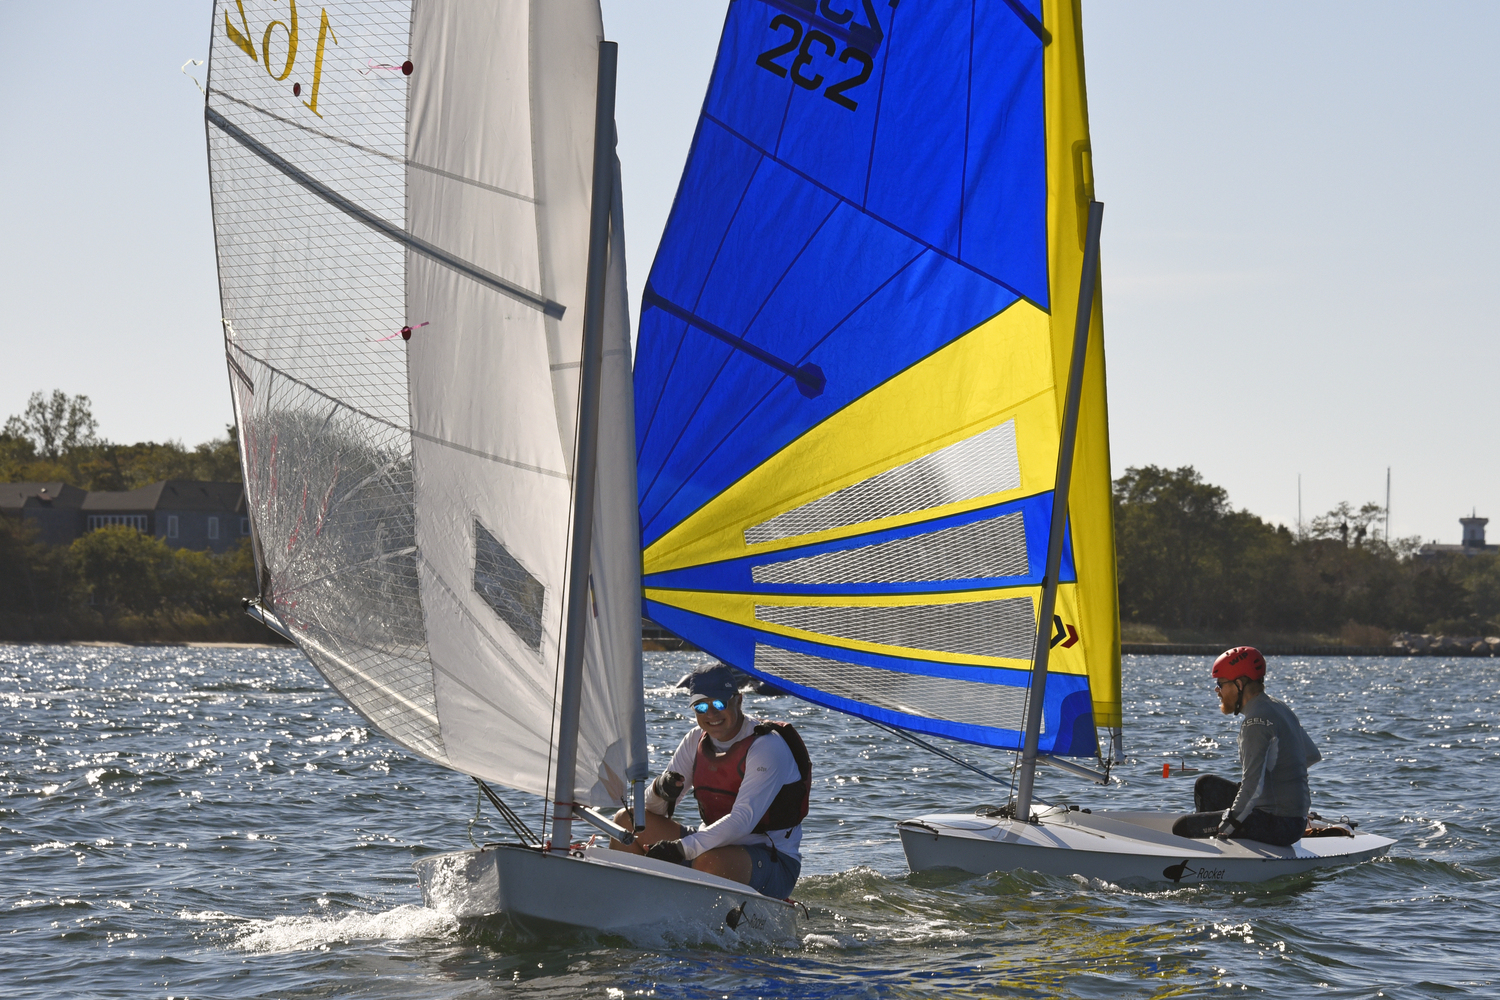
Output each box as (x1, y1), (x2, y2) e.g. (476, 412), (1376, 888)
(206, 0), (642, 807)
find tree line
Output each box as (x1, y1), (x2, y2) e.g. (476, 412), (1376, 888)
(1115, 465), (1498, 641)
(1, 391), (267, 642)
(2, 390), (240, 489)
(2, 392), (1496, 643)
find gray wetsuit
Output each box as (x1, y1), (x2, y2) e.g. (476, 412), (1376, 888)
(1173, 691), (1322, 846)
(1230, 692), (1321, 823)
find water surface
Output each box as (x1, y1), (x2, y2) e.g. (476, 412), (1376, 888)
(2, 645), (1494, 998)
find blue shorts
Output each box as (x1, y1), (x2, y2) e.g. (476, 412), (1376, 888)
(743, 842), (801, 899)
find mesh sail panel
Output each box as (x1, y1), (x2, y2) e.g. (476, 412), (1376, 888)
(750, 512), (1029, 586)
(209, 2), (448, 764)
(232, 353), (441, 759)
(754, 645), (1028, 732)
(755, 598), (1037, 661)
(744, 421), (1020, 545)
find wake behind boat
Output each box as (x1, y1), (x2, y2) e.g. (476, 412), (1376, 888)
(205, 0), (793, 940)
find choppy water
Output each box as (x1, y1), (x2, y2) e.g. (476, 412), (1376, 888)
(2, 644), (1495, 998)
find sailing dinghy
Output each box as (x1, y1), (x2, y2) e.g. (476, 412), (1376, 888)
(206, 0), (794, 939)
(631, 0), (1392, 886)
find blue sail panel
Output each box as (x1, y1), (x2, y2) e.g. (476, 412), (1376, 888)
(635, 0), (1118, 757)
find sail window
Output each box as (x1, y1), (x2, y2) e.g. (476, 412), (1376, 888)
(751, 511), (1029, 585)
(753, 644), (1029, 732)
(745, 420), (1021, 544)
(474, 520), (545, 650)
(755, 597), (1036, 661)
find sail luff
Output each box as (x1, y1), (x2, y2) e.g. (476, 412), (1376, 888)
(550, 40), (619, 847)
(1014, 200), (1103, 816)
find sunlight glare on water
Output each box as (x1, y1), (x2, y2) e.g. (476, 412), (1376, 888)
(1, 644), (1496, 997)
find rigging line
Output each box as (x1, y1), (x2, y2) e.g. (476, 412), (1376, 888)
(206, 107), (565, 319)
(207, 89), (539, 204)
(473, 777), (542, 846)
(866, 719), (1011, 788)
(227, 344), (570, 481)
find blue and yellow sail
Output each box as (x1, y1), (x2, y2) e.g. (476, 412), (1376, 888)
(633, 0), (1118, 757)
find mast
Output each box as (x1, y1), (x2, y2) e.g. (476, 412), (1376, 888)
(1013, 200), (1105, 820)
(549, 39), (619, 848)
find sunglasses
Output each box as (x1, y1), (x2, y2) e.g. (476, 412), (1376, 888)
(693, 698), (731, 714)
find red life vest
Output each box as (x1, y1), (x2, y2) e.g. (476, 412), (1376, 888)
(692, 721), (812, 835)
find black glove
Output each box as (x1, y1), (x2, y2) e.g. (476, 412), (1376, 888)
(651, 770), (685, 818)
(645, 839), (688, 866)
(1215, 812), (1242, 840)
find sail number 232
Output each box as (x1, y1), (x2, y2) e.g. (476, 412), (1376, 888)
(755, 14), (875, 111)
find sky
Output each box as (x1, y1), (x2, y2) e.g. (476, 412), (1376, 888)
(1, 2), (1495, 546)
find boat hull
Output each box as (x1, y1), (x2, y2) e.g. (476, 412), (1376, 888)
(413, 844), (798, 943)
(899, 809), (1394, 886)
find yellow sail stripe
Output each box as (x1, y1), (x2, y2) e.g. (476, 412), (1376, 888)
(642, 299), (1057, 576)
(645, 584), (1093, 678)
(1044, 0), (1121, 727)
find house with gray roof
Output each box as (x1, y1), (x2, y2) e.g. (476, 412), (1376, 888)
(3, 480), (247, 553)
(0, 482), (88, 546)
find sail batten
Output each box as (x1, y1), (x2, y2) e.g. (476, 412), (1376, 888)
(635, 0), (1118, 759)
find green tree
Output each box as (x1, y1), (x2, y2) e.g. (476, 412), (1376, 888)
(0, 515), (77, 617)
(4, 390), (99, 459)
(190, 427), (242, 482)
(1113, 465), (1278, 629)
(68, 525), (172, 617)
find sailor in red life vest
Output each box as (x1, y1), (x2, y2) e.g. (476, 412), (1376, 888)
(609, 665), (809, 899)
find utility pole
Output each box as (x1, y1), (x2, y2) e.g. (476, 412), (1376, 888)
(1385, 467), (1391, 542)
(1297, 474), (1303, 539)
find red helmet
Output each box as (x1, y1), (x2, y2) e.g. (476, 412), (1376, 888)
(1212, 646), (1266, 682)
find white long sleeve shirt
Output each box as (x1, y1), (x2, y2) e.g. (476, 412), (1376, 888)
(645, 717), (804, 861)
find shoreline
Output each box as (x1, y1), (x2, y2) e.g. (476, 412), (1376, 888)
(0, 639), (288, 649)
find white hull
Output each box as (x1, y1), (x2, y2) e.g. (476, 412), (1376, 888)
(899, 809), (1395, 886)
(413, 844), (798, 944)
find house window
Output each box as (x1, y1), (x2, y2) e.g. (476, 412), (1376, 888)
(167, 515), (179, 539)
(207, 517), (219, 540)
(87, 514), (147, 532)
(241, 518), (250, 536)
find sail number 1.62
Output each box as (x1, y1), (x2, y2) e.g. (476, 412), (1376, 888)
(755, 13), (875, 111)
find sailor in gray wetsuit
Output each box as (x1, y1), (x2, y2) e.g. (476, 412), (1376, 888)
(1171, 646), (1321, 847)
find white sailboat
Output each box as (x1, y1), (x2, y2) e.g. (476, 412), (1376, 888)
(205, 0), (794, 939)
(627, 0), (1393, 887)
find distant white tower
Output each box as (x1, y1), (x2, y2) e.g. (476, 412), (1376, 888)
(1461, 514), (1488, 549)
